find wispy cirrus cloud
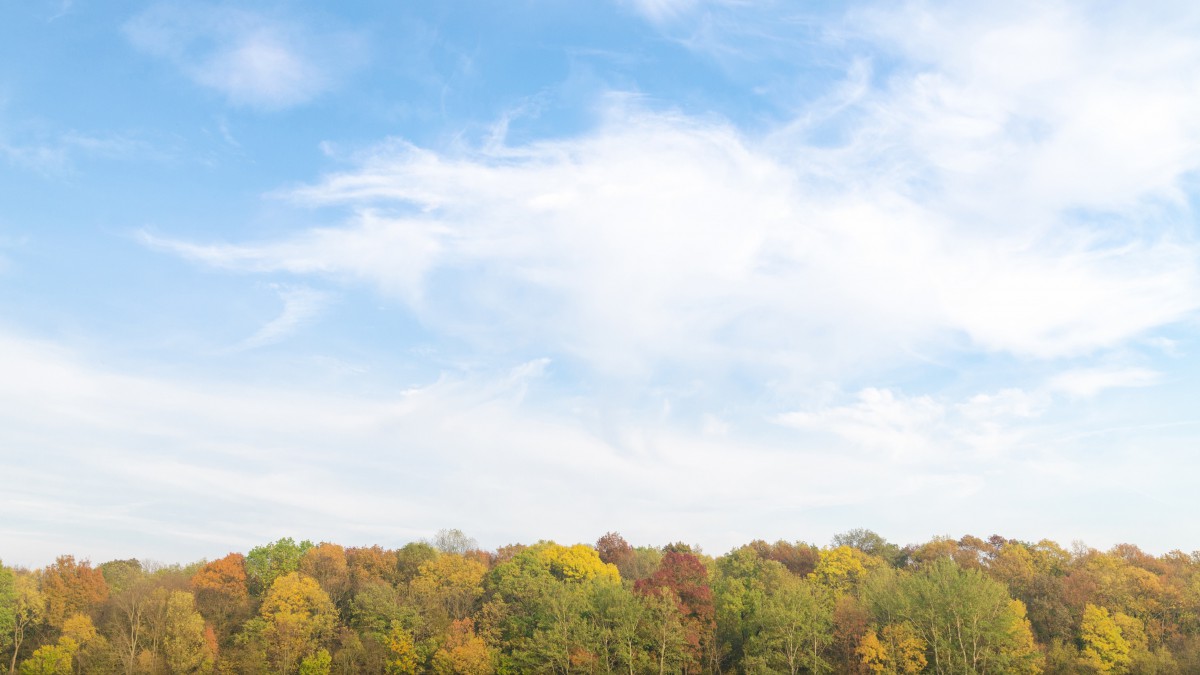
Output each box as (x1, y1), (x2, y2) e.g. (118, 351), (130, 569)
(1, 129), (167, 175)
(147, 98), (1200, 376)
(135, 4), (1200, 378)
(237, 285), (330, 351)
(124, 3), (365, 110)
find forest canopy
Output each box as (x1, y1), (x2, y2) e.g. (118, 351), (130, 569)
(2, 529), (1197, 674)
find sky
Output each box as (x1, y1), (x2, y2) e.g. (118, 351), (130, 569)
(3, 0), (1200, 568)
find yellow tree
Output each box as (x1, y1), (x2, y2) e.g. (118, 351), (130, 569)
(809, 546), (884, 596)
(1079, 604), (1131, 674)
(410, 554), (489, 628)
(61, 613), (108, 673)
(18, 643), (73, 675)
(857, 623), (926, 674)
(260, 572), (337, 674)
(18, 613), (102, 675)
(532, 544), (620, 583)
(384, 621), (420, 675)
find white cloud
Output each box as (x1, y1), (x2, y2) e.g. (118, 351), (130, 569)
(141, 209), (441, 306)
(1048, 367), (1161, 398)
(237, 285), (329, 350)
(124, 4), (364, 109)
(150, 92), (1200, 375)
(777, 388), (946, 461)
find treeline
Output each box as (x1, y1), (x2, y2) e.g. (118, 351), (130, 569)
(1, 530), (1198, 674)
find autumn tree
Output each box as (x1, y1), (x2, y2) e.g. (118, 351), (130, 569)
(190, 552), (250, 641)
(61, 613), (111, 674)
(346, 546), (401, 591)
(40, 556), (108, 628)
(17, 642), (73, 675)
(299, 544), (351, 609)
(409, 554), (489, 628)
(259, 572), (337, 674)
(857, 623), (926, 674)
(809, 546), (885, 596)
(384, 621), (420, 674)
(596, 533), (635, 570)
(1079, 604), (1131, 674)
(745, 540), (821, 577)
(635, 551), (714, 673)
(18, 614), (105, 675)
(431, 619), (494, 675)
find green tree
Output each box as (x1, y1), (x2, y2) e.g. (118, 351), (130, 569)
(7, 573), (44, 675)
(748, 576), (833, 674)
(590, 581), (647, 674)
(865, 558), (1042, 674)
(98, 560), (144, 597)
(17, 643), (74, 675)
(0, 566), (15, 667)
(245, 538), (314, 597)
(640, 589), (689, 675)
(832, 530), (903, 567)
(162, 591), (214, 674)
(298, 648), (332, 675)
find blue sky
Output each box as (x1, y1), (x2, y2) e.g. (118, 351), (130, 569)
(4, 0), (1200, 567)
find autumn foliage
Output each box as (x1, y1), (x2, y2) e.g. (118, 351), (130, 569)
(8, 531), (1200, 673)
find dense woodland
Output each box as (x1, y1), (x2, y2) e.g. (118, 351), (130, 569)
(2, 530), (1198, 674)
